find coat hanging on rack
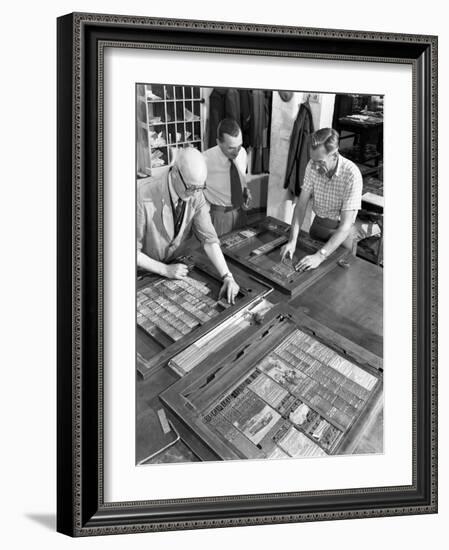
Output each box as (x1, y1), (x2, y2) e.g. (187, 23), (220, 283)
(250, 90), (272, 174)
(283, 100), (314, 197)
(239, 89), (252, 149)
(207, 88), (241, 148)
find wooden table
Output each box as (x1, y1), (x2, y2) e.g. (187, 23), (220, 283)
(136, 241), (383, 463)
(338, 116), (383, 162)
(289, 255), (383, 360)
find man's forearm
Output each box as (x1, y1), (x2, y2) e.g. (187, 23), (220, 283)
(203, 242), (231, 278)
(137, 251), (167, 276)
(289, 201), (307, 244)
(322, 224), (352, 255)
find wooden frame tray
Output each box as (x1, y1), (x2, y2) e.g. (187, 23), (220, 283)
(221, 216), (349, 297)
(161, 304), (383, 461)
(137, 252), (272, 379)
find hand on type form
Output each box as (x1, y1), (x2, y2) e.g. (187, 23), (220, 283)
(218, 276), (240, 305)
(163, 263), (189, 279)
(294, 253), (323, 272)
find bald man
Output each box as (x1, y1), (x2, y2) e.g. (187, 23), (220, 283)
(137, 148), (240, 303)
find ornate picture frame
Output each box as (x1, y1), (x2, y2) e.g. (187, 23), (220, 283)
(57, 12), (437, 536)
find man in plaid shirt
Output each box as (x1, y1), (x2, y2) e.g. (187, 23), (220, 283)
(281, 127), (372, 271)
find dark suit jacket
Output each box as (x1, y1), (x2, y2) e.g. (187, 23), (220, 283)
(250, 90), (272, 174)
(284, 101), (314, 197)
(208, 88), (241, 148)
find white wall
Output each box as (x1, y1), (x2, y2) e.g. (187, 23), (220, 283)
(267, 91), (303, 221)
(267, 91), (335, 224)
(0, 1), (446, 549)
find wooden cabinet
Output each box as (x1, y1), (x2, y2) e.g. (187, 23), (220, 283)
(136, 84), (205, 178)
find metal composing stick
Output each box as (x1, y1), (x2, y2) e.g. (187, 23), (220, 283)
(169, 299), (274, 376)
(250, 235), (288, 256)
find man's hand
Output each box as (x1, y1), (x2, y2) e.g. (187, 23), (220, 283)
(280, 241), (296, 262)
(295, 253), (323, 272)
(243, 187), (252, 209)
(218, 276), (240, 305)
(163, 263), (189, 279)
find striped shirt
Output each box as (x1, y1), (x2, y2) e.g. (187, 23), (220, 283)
(302, 154), (362, 220)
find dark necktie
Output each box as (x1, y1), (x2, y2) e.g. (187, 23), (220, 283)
(173, 198), (185, 237)
(230, 160), (243, 208)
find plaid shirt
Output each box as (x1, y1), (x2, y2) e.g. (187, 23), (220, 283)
(302, 154), (362, 220)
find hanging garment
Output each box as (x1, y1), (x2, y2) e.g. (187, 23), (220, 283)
(283, 100), (314, 197)
(208, 88), (241, 148)
(250, 90), (272, 174)
(239, 89), (252, 149)
(263, 90), (272, 173)
(225, 88), (240, 123)
(332, 94), (354, 131)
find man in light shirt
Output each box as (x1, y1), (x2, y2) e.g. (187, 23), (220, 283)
(137, 147), (240, 304)
(203, 118), (252, 236)
(281, 127), (377, 272)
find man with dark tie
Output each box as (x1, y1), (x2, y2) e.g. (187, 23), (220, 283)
(203, 118), (252, 236)
(137, 147), (240, 304)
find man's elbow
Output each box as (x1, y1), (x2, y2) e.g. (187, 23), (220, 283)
(201, 241), (213, 255)
(338, 222), (354, 237)
(136, 251), (144, 268)
(203, 238), (220, 248)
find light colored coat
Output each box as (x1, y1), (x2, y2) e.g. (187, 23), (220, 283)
(137, 170), (219, 262)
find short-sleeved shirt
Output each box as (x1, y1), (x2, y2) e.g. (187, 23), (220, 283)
(137, 169), (220, 262)
(203, 145), (247, 206)
(302, 154), (362, 221)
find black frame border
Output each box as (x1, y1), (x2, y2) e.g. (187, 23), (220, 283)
(57, 12), (438, 537)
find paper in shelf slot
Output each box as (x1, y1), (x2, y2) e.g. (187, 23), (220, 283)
(146, 90), (162, 100)
(184, 108), (200, 122)
(149, 131), (167, 148)
(151, 149), (164, 160)
(150, 148), (166, 168)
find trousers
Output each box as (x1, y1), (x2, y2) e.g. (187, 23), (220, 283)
(309, 215), (381, 254)
(209, 206), (247, 237)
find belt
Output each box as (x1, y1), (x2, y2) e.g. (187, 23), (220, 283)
(209, 204), (239, 213)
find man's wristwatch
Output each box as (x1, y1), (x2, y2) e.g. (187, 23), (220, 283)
(318, 248), (328, 259)
(221, 272), (234, 282)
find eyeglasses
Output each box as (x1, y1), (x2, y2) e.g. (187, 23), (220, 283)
(311, 159), (328, 167)
(176, 166), (207, 193)
(310, 151), (338, 170)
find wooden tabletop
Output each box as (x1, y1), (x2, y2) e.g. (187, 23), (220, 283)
(136, 241), (383, 463)
(289, 255), (383, 359)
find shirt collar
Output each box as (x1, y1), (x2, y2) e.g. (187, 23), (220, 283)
(332, 154), (342, 177)
(216, 145), (231, 164)
(324, 153), (341, 180)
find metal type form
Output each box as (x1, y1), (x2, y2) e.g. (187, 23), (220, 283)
(162, 306), (382, 460)
(221, 217), (349, 296)
(136, 256), (272, 379)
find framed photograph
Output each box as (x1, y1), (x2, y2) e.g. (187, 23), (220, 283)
(57, 12), (437, 536)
